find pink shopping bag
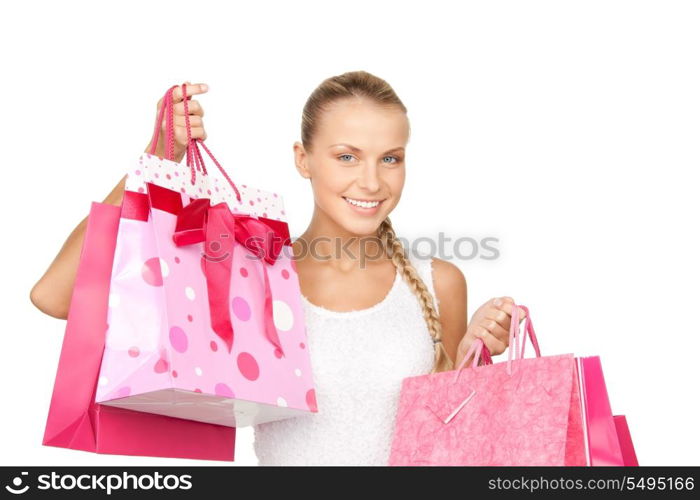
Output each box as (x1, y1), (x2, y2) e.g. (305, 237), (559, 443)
(613, 415), (639, 466)
(94, 83), (317, 427)
(42, 201), (236, 460)
(578, 356), (639, 466)
(389, 304), (636, 466)
(389, 304), (585, 466)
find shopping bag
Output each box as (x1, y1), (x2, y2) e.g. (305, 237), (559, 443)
(613, 415), (639, 466)
(95, 83), (317, 427)
(578, 356), (639, 466)
(389, 304), (636, 466)
(42, 201), (236, 460)
(389, 305), (585, 465)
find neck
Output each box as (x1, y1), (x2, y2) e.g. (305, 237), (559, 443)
(293, 206), (389, 272)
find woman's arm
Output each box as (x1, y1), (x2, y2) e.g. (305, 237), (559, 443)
(29, 144), (180, 319)
(29, 175), (128, 319)
(29, 143), (187, 320)
(432, 258), (468, 366)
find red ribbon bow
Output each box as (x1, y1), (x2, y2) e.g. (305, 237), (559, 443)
(172, 198), (291, 355)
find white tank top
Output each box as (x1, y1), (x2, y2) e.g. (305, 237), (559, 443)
(253, 250), (439, 465)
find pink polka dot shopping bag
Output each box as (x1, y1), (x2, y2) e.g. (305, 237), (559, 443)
(43, 83), (317, 460)
(98, 83), (317, 425)
(388, 304), (639, 466)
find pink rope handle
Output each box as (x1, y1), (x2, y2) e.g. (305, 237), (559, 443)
(181, 84), (198, 185)
(180, 83), (241, 201)
(147, 83), (205, 184)
(166, 87), (175, 160)
(148, 84), (179, 160)
(148, 82), (242, 202)
(192, 135), (242, 202)
(506, 303), (542, 375)
(192, 134), (208, 176)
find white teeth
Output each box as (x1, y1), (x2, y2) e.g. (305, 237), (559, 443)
(344, 197), (380, 208)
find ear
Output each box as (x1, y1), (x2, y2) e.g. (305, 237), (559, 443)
(293, 141), (312, 179)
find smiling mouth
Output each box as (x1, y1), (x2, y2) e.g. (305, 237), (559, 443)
(342, 196), (385, 209)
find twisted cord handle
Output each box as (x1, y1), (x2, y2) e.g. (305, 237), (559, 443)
(147, 83), (242, 203)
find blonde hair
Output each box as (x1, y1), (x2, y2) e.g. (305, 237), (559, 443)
(301, 70), (455, 374)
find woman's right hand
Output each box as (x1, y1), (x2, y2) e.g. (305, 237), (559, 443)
(146, 81), (210, 162)
(30, 82), (212, 320)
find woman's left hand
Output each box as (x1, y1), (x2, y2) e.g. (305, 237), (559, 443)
(455, 296), (527, 368)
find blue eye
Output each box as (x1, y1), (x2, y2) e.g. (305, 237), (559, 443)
(338, 154), (354, 162)
(383, 156), (400, 164)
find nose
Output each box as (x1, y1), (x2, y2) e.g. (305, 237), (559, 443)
(357, 163), (381, 193)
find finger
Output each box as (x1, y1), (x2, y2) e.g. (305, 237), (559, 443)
(485, 308), (509, 329)
(171, 83), (209, 103)
(491, 297), (526, 319)
(156, 83), (205, 109)
(476, 327), (508, 356)
(481, 318), (509, 345)
(493, 296), (514, 306)
(172, 99), (204, 117)
(189, 126), (207, 141)
(173, 115), (203, 128)
(159, 115), (204, 133)
(173, 126), (207, 143)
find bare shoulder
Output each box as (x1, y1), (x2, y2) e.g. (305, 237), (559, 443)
(431, 257), (467, 300)
(428, 257), (468, 364)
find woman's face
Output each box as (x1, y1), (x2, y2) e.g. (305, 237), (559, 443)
(295, 97), (408, 236)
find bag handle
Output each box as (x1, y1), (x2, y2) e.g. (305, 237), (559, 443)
(147, 83), (242, 202)
(506, 303), (542, 375)
(451, 336), (493, 384)
(451, 302), (543, 383)
(148, 84), (178, 161)
(191, 133), (242, 202)
(147, 84), (200, 183)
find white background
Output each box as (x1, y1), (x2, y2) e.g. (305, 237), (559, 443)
(2, 0), (698, 466)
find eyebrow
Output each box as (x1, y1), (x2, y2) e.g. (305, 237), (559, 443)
(329, 143), (405, 154)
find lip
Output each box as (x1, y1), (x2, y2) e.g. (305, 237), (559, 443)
(342, 196), (385, 216)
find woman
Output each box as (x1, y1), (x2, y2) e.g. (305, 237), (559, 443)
(30, 71), (525, 466)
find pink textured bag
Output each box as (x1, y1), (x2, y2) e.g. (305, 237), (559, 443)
(389, 304), (636, 466)
(94, 84), (317, 427)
